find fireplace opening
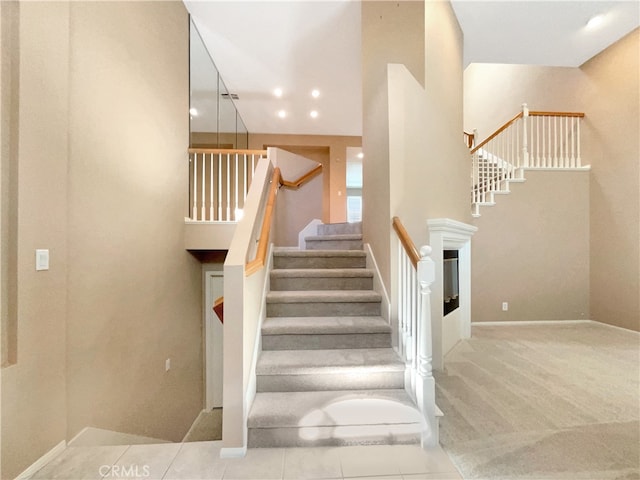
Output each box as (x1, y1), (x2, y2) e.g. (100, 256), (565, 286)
(443, 249), (459, 316)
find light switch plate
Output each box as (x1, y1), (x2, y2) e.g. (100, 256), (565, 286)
(36, 249), (49, 271)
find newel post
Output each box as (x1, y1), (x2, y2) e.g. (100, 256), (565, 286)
(417, 245), (438, 447)
(522, 103), (530, 168)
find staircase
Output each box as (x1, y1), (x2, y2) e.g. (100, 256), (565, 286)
(247, 222), (426, 447)
(470, 105), (587, 217)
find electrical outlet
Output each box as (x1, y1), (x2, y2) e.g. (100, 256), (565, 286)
(502, 302), (509, 311)
(165, 358), (171, 372)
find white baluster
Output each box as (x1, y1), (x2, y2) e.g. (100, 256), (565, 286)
(209, 153), (214, 221)
(416, 245), (437, 447)
(201, 154), (206, 221)
(576, 118), (582, 167)
(570, 117), (576, 168)
(522, 103), (529, 168)
(191, 153), (197, 220)
(553, 117), (558, 168)
(234, 153), (239, 220)
(536, 116), (540, 168)
(244, 154), (248, 203)
(398, 244), (405, 359)
(226, 153), (231, 221)
(217, 154), (222, 221)
(411, 266), (417, 371)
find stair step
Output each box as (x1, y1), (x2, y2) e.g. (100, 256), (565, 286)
(317, 222), (362, 236)
(273, 249), (366, 270)
(266, 290), (381, 317)
(248, 389), (425, 447)
(262, 316), (391, 350)
(305, 234), (363, 251)
(270, 268), (374, 291)
(256, 348), (404, 392)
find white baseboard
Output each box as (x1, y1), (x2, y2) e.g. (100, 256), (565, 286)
(364, 243), (390, 323)
(472, 320), (591, 327)
(220, 446), (247, 459)
(15, 440), (66, 480)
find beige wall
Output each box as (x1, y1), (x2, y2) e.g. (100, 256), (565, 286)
(271, 149), (324, 247)
(471, 171), (590, 321)
(464, 30), (639, 331)
(1, 2), (202, 477)
(249, 133), (361, 224)
(362, 0), (426, 291)
(464, 63), (586, 141)
(579, 29), (639, 332)
(363, 0), (469, 293)
(1, 3), (70, 477)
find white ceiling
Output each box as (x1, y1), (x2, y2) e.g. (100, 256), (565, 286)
(184, 0), (639, 137)
(452, 1), (640, 67)
(185, 1), (362, 137)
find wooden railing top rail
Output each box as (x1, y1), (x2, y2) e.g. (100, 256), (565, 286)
(470, 112), (523, 154)
(244, 163), (323, 276)
(245, 167), (280, 276)
(280, 164), (323, 190)
(392, 216), (420, 270)
(470, 110), (585, 154)
(188, 148), (268, 155)
(528, 111), (585, 118)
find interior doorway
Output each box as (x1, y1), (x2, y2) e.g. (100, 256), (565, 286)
(205, 271), (224, 410)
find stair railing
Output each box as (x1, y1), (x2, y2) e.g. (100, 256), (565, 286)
(187, 148), (267, 222)
(470, 104), (585, 214)
(221, 148), (324, 453)
(392, 216), (438, 446)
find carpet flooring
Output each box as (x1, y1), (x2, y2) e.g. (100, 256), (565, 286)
(436, 322), (640, 479)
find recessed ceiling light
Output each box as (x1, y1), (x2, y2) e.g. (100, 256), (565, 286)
(357, 152), (364, 159)
(189, 107), (198, 116)
(277, 110), (287, 118)
(310, 110), (318, 118)
(274, 88), (283, 97)
(311, 89), (320, 98)
(586, 14), (605, 30)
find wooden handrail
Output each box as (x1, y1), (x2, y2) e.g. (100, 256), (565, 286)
(471, 112), (523, 154)
(470, 110), (585, 154)
(243, 163), (324, 276)
(245, 167), (281, 276)
(529, 111), (585, 118)
(280, 164), (323, 190)
(188, 148), (267, 155)
(392, 216), (420, 270)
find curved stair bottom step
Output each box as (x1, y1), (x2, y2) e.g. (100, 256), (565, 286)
(247, 389), (429, 448)
(248, 422), (426, 448)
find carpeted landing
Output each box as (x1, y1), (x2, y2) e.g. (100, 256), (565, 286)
(436, 322), (639, 479)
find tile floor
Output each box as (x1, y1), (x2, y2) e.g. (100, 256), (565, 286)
(28, 442), (462, 480)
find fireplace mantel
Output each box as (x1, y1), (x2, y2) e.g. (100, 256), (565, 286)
(427, 218), (477, 370)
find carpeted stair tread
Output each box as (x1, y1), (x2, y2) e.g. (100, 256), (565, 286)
(317, 222), (362, 236)
(304, 234), (363, 241)
(256, 348), (404, 375)
(262, 316), (390, 335)
(270, 268), (373, 278)
(273, 248), (366, 258)
(267, 290), (381, 304)
(248, 389), (424, 429)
